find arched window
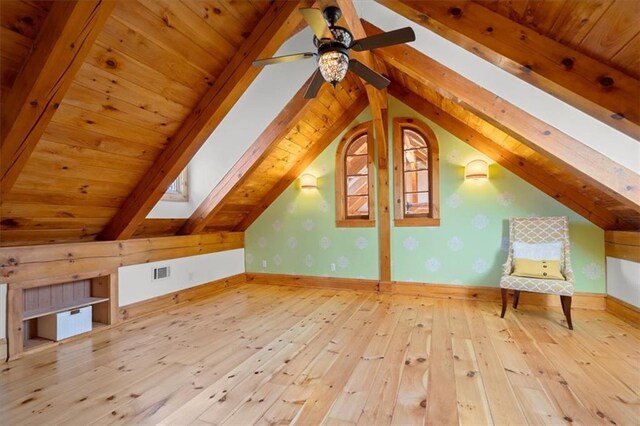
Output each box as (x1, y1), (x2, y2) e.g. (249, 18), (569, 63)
(393, 118), (440, 226)
(335, 122), (375, 227)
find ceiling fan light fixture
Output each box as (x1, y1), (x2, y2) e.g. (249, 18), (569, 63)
(318, 50), (349, 87)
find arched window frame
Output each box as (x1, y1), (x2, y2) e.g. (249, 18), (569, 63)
(393, 117), (440, 227)
(335, 121), (375, 227)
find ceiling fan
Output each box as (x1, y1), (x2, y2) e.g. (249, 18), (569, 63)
(253, 6), (415, 99)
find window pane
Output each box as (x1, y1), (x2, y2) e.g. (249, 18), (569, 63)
(347, 196), (368, 217)
(346, 154), (367, 176)
(403, 129), (426, 150)
(404, 170), (429, 192)
(347, 134), (367, 155)
(405, 192), (430, 215)
(347, 175), (368, 196)
(404, 148), (428, 171)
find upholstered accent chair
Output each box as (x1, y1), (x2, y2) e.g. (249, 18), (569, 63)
(500, 216), (575, 329)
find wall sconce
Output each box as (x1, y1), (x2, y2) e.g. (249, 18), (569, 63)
(300, 173), (318, 189)
(465, 159), (489, 181)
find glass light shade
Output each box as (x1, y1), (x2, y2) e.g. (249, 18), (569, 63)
(465, 159), (489, 180)
(318, 51), (349, 86)
(300, 173), (318, 189)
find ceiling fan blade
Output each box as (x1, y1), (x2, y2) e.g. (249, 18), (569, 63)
(304, 69), (325, 99)
(253, 52), (316, 67)
(300, 8), (330, 40)
(348, 59), (390, 89)
(350, 27), (416, 52)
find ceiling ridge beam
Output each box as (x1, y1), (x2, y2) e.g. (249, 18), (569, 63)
(363, 20), (640, 213)
(0, 0), (116, 198)
(235, 95), (369, 231)
(376, 0), (640, 140)
(388, 83), (628, 230)
(179, 74), (317, 235)
(99, 0), (309, 241)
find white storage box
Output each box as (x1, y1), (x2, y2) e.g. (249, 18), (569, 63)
(37, 306), (92, 341)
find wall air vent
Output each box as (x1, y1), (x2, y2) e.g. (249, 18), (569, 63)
(153, 266), (170, 280)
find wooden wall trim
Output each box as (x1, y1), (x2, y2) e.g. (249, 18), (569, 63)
(245, 273), (606, 310)
(383, 281), (605, 310)
(364, 21), (640, 214)
(0, 0), (115, 196)
(245, 273), (380, 292)
(99, 0), (308, 240)
(605, 231), (640, 262)
(0, 232), (244, 286)
(376, 0), (640, 140)
(119, 273), (246, 321)
(606, 295), (640, 326)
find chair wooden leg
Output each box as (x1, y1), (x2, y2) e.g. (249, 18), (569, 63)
(512, 290), (521, 309)
(560, 295), (573, 330)
(500, 288), (508, 318)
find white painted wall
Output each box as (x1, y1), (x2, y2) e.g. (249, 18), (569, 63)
(356, 1), (640, 173)
(0, 283), (6, 340)
(607, 257), (640, 308)
(118, 249), (245, 306)
(148, 29), (317, 218)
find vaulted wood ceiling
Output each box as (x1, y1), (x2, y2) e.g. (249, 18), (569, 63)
(0, 0), (638, 247)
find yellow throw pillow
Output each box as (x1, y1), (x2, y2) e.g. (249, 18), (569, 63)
(512, 258), (564, 280)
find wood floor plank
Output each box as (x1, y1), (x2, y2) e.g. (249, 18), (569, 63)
(391, 299), (433, 425)
(357, 296), (418, 425)
(1, 284), (638, 425)
(464, 301), (529, 425)
(324, 297), (406, 424)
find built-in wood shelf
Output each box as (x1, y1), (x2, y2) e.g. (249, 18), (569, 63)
(6, 272), (119, 360)
(23, 297), (109, 321)
(23, 322), (107, 351)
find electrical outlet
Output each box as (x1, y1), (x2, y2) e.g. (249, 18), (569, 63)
(330, 263), (336, 272)
(262, 260), (267, 268)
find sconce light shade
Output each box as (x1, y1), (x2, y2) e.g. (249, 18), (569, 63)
(465, 159), (489, 181)
(300, 173), (318, 189)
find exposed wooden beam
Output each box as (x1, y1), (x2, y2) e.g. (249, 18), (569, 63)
(363, 20), (640, 214)
(235, 95), (369, 231)
(180, 76), (315, 235)
(377, 0), (640, 140)
(605, 231), (640, 262)
(0, 0), (115, 197)
(388, 84), (626, 231)
(99, 1), (308, 241)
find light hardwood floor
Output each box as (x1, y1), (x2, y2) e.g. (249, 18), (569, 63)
(1, 283), (639, 425)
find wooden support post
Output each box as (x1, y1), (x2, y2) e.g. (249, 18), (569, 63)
(377, 109), (391, 283)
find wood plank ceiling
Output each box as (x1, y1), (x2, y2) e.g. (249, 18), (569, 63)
(476, 0), (639, 79)
(0, 0), (638, 247)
